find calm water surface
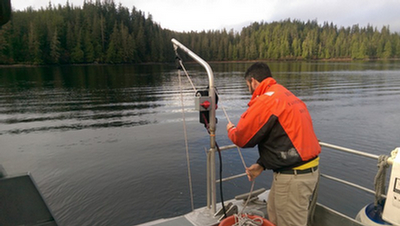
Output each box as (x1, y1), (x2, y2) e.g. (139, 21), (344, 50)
(1, 61), (400, 225)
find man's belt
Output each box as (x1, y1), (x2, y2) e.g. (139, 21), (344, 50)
(277, 166), (318, 175)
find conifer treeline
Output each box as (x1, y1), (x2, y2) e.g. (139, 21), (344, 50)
(1, 0), (399, 65)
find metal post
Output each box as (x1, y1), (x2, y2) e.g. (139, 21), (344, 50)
(210, 148), (216, 213)
(206, 150), (211, 208)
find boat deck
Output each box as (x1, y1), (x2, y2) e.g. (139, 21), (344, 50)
(137, 189), (363, 226)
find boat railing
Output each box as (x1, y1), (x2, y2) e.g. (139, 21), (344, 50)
(216, 141), (388, 197)
(319, 142), (382, 196)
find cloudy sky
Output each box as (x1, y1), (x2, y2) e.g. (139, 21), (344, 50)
(11, 0), (400, 33)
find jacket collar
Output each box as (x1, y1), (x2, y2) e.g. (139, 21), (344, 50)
(248, 77), (277, 106)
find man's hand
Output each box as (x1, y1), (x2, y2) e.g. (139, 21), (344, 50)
(226, 122), (235, 132)
(245, 163), (263, 181)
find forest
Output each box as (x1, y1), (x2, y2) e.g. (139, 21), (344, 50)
(1, 0), (400, 65)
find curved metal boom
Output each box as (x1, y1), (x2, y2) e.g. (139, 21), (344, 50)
(171, 38), (218, 213)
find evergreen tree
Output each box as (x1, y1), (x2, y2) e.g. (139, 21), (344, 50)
(28, 22), (42, 64)
(71, 30), (84, 63)
(0, 24), (11, 63)
(382, 41), (392, 59)
(1, 2), (400, 65)
(83, 29), (95, 62)
(106, 22), (121, 63)
(394, 34), (400, 57)
(50, 28), (61, 63)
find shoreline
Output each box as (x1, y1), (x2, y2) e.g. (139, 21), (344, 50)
(1, 58), (399, 68)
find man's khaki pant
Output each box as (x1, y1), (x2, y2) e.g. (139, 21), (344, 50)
(267, 168), (319, 226)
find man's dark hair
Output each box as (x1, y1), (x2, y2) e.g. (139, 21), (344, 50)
(244, 62), (272, 82)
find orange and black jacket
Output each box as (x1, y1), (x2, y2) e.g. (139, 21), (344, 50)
(228, 77), (321, 170)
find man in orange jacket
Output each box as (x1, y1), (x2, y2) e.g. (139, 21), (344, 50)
(227, 62), (321, 226)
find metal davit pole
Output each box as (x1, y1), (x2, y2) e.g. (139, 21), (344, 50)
(171, 38), (217, 213)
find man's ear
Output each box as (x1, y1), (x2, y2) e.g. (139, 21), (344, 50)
(251, 78), (259, 89)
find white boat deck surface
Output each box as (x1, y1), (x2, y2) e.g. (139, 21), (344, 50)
(137, 189), (364, 226)
(138, 189), (269, 226)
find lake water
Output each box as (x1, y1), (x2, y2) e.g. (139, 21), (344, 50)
(1, 61), (400, 225)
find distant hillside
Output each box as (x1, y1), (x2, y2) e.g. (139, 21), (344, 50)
(0, 1), (399, 64)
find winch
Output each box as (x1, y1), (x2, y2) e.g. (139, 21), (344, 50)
(356, 148), (400, 225)
(382, 148), (400, 225)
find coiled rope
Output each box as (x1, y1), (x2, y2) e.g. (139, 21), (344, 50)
(374, 155), (390, 207)
(230, 213), (265, 226)
(374, 149), (398, 207)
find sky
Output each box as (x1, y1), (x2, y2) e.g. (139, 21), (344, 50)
(10, 0), (400, 33)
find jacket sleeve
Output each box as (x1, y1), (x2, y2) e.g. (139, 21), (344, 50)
(228, 99), (277, 148)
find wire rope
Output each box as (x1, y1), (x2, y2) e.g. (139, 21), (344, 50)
(178, 60), (197, 93)
(222, 105), (247, 170)
(178, 69), (195, 211)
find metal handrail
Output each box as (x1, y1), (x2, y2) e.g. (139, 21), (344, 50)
(217, 173), (247, 183)
(219, 144), (237, 151)
(216, 142), (390, 197)
(319, 142), (380, 160)
(320, 174), (376, 195)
